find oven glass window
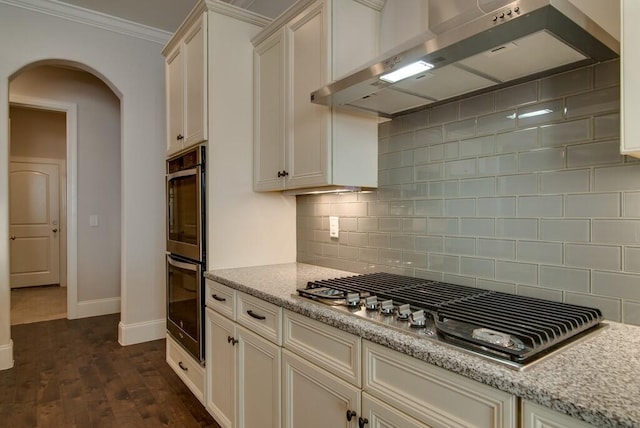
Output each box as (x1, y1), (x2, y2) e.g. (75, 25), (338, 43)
(168, 173), (198, 245)
(167, 259), (199, 341)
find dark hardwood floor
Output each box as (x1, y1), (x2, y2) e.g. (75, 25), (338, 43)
(0, 314), (221, 428)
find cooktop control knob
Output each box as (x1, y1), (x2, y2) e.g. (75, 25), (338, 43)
(380, 299), (395, 315)
(409, 310), (427, 328)
(346, 293), (361, 307)
(364, 296), (378, 311)
(397, 304), (411, 320)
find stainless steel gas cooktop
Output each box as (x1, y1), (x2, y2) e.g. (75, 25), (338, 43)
(295, 272), (605, 370)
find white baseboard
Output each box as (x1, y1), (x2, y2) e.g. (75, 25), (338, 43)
(118, 318), (165, 346)
(75, 297), (121, 319)
(0, 340), (14, 371)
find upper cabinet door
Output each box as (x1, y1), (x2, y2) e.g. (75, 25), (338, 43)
(286, 1), (331, 189)
(166, 47), (184, 155)
(621, 0), (639, 158)
(254, 28), (287, 191)
(183, 15), (208, 147)
(165, 12), (208, 155)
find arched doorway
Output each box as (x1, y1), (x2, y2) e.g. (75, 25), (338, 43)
(8, 62), (122, 323)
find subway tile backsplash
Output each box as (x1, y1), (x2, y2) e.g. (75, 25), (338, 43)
(296, 60), (640, 326)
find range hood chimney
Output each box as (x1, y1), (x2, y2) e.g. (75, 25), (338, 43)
(310, 0), (619, 118)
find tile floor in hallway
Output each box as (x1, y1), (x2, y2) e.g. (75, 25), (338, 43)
(10, 285), (67, 326)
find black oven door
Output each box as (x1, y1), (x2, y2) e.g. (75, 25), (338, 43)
(166, 149), (204, 262)
(166, 254), (203, 362)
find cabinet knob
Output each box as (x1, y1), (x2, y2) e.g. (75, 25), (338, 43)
(176, 134), (184, 141)
(277, 170), (289, 178)
(10, 236), (16, 241)
(358, 417), (369, 427)
(346, 410), (357, 422)
(227, 336), (238, 346)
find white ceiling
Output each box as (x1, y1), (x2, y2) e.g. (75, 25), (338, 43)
(57, 0), (296, 32)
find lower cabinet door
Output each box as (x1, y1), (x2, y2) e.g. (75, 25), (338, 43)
(237, 326), (281, 428)
(361, 392), (431, 428)
(205, 308), (236, 428)
(282, 349), (360, 428)
(522, 401), (594, 428)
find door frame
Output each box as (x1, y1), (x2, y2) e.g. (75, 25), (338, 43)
(9, 95), (79, 319)
(9, 156), (66, 288)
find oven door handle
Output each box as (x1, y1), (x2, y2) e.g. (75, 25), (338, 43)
(167, 256), (198, 272)
(167, 167), (199, 181)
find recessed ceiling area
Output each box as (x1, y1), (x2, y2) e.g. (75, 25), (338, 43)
(57, 0), (297, 32)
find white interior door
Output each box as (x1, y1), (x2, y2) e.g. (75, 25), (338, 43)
(9, 161), (60, 288)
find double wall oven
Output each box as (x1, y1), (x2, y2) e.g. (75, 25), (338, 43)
(166, 145), (206, 362)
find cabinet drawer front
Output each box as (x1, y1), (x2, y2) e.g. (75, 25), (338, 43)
(364, 341), (516, 428)
(166, 334), (205, 403)
(283, 310), (361, 387)
(236, 292), (282, 345)
(205, 280), (235, 318)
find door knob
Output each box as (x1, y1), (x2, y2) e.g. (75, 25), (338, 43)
(52, 228), (58, 233)
(10, 236), (16, 240)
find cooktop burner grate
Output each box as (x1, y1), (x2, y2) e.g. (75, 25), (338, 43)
(302, 272), (604, 365)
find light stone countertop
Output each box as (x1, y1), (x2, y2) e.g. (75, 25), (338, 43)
(205, 262), (640, 428)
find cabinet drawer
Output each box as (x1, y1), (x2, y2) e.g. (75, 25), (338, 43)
(205, 279), (235, 318)
(236, 292), (282, 345)
(166, 334), (205, 403)
(283, 310), (361, 386)
(363, 341), (516, 428)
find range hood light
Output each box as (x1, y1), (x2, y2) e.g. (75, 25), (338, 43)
(282, 186), (375, 196)
(506, 109), (553, 120)
(380, 60), (434, 83)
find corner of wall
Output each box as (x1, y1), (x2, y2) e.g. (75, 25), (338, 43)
(118, 319), (165, 346)
(0, 340), (14, 371)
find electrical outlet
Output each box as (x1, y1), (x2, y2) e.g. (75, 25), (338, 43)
(329, 216), (339, 238)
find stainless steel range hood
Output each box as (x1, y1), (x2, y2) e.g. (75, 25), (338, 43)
(310, 0), (619, 118)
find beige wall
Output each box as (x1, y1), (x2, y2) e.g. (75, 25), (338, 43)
(10, 106), (66, 159)
(10, 66), (121, 302)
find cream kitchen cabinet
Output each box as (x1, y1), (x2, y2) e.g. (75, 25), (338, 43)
(166, 334), (206, 403)
(364, 340), (517, 428)
(522, 401), (594, 428)
(164, 12), (207, 156)
(205, 280), (282, 428)
(282, 349), (361, 428)
(361, 392), (430, 428)
(252, 0), (381, 192)
(621, 0), (640, 158)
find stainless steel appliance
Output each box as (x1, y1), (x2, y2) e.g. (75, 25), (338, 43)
(311, 0), (619, 117)
(166, 145), (206, 362)
(167, 253), (204, 361)
(296, 272), (604, 370)
(167, 145), (206, 262)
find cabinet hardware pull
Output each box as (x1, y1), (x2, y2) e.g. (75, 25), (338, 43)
(358, 417), (369, 427)
(178, 361), (188, 372)
(10, 236), (16, 241)
(52, 228), (58, 233)
(176, 134), (184, 141)
(346, 410), (357, 421)
(277, 170), (289, 178)
(227, 336), (238, 345)
(212, 294), (226, 302)
(247, 310), (266, 320)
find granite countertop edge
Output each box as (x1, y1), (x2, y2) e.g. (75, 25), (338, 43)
(204, 263), (639, 428)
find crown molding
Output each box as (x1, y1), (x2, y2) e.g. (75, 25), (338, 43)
(0, 0), (172, 45)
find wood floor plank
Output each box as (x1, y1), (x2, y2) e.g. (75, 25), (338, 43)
(0, 314), (220, 428)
